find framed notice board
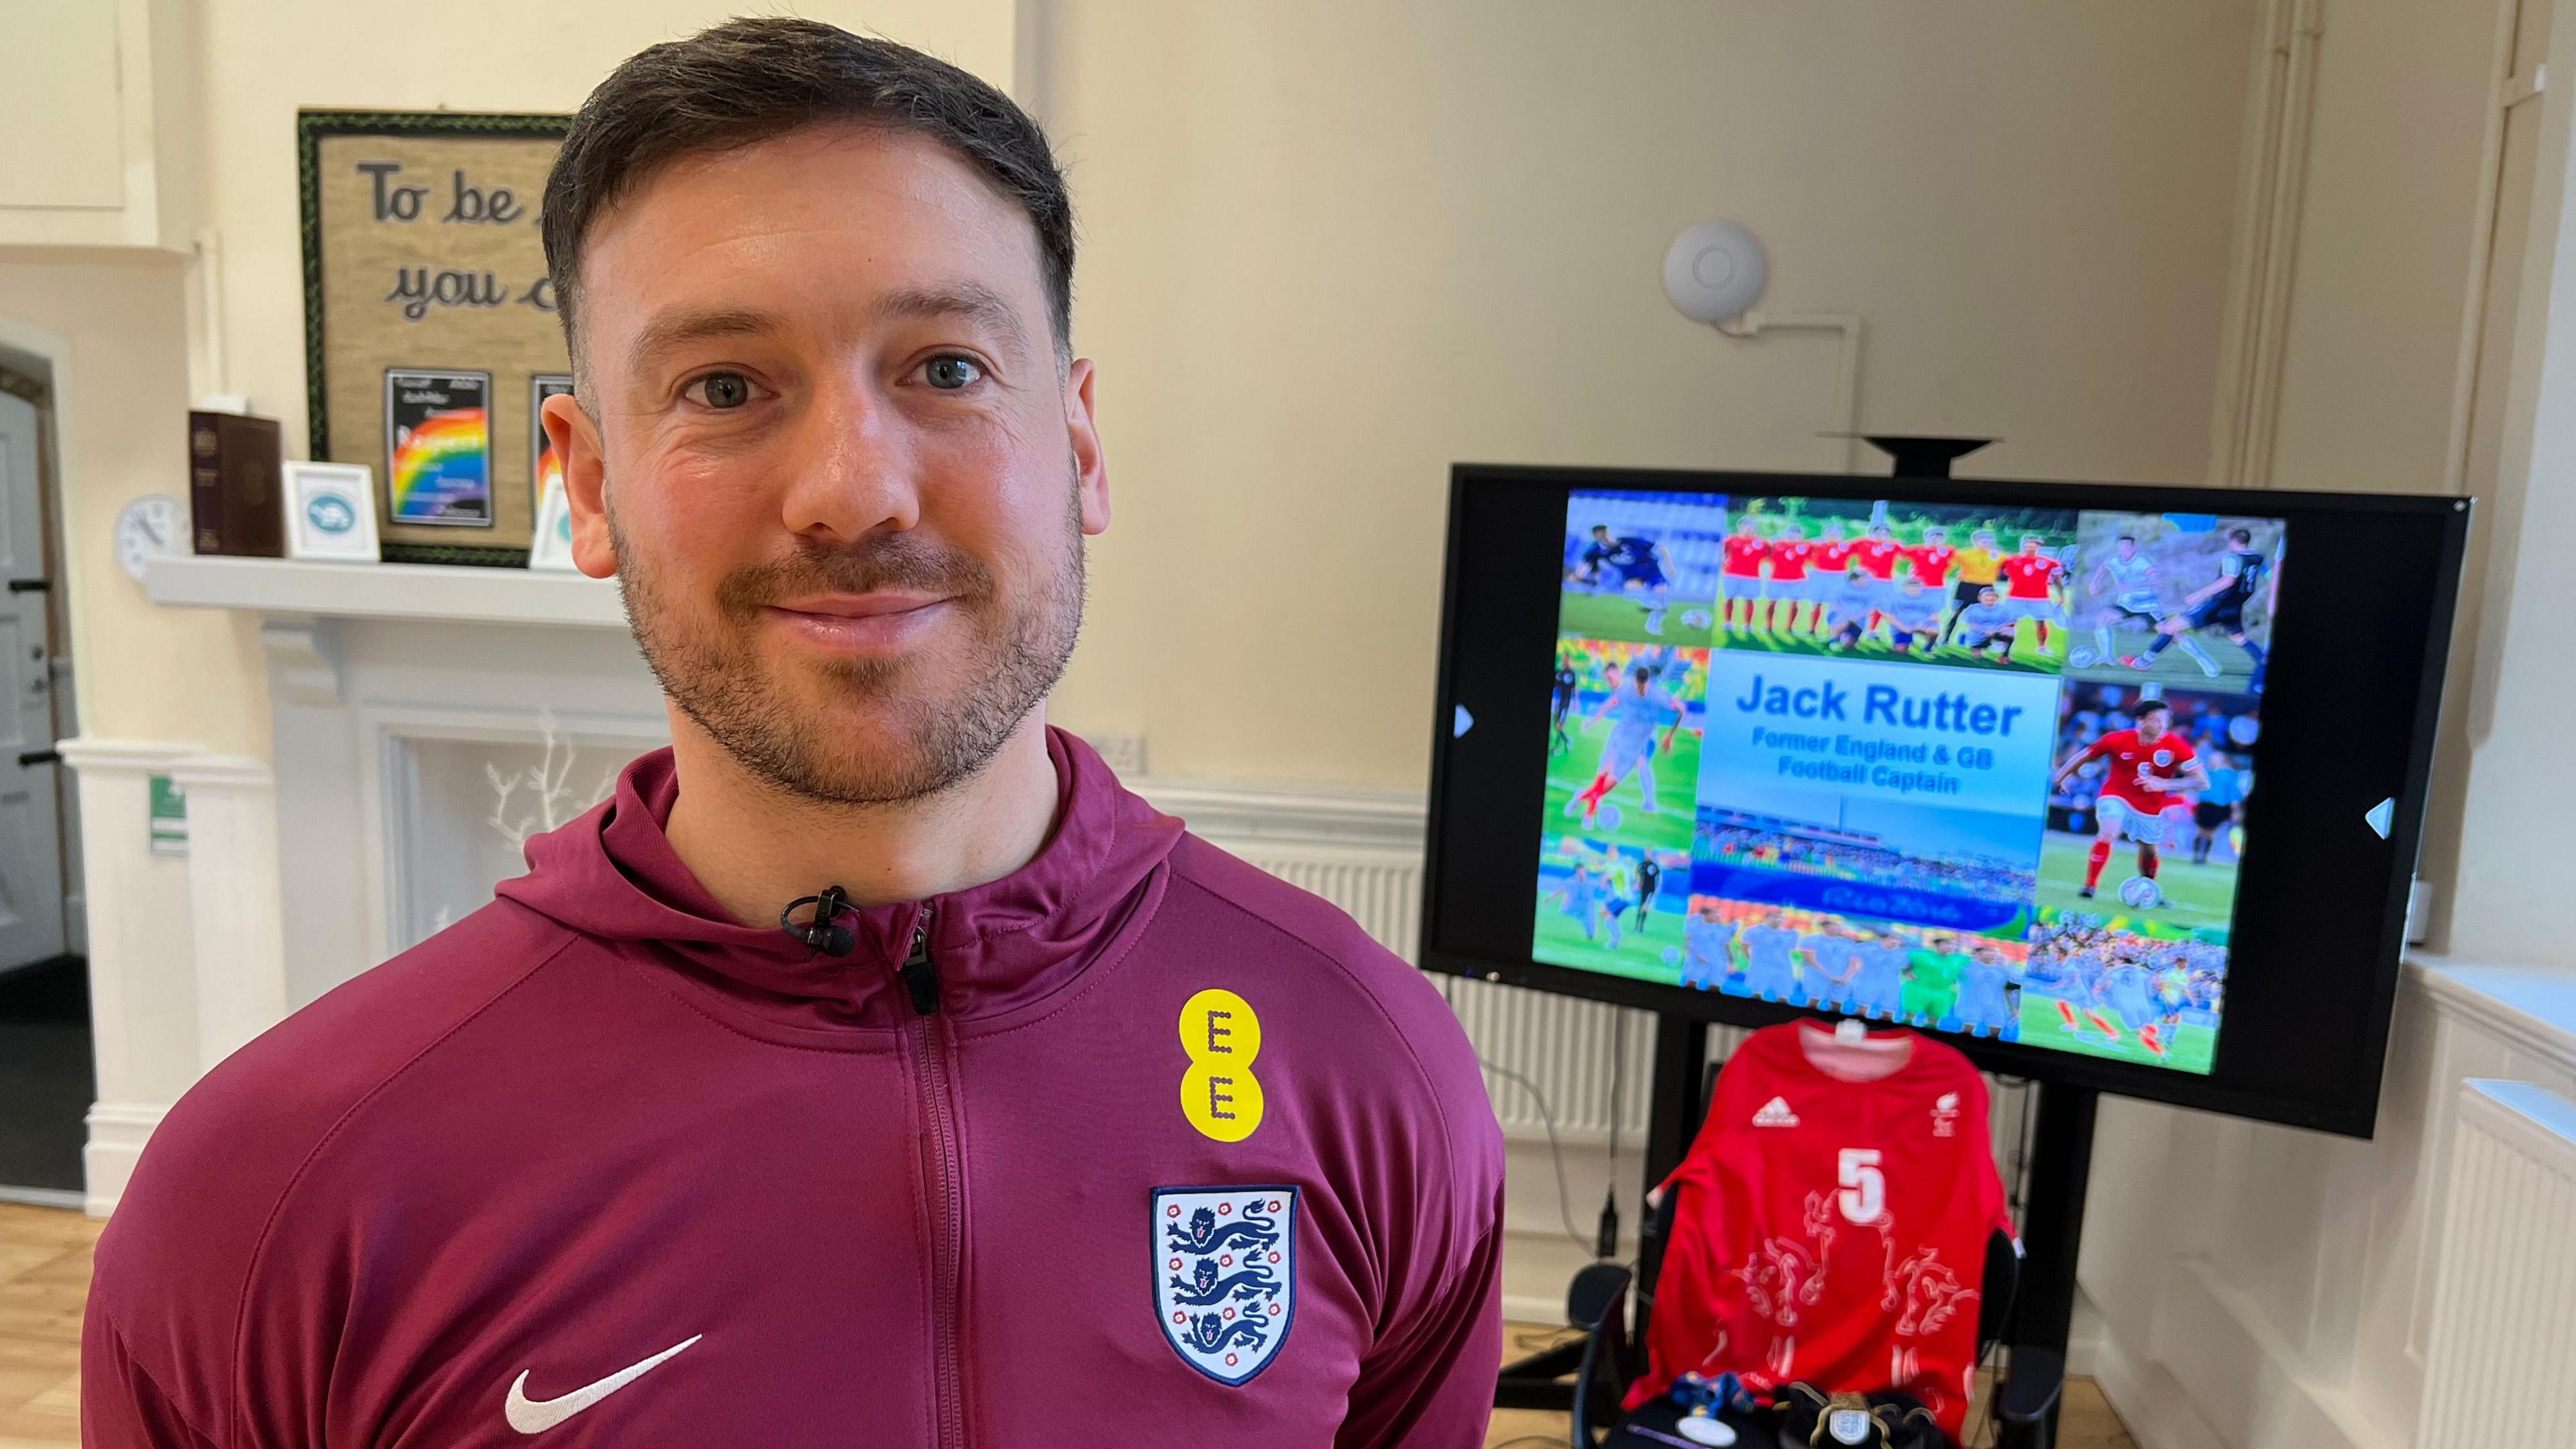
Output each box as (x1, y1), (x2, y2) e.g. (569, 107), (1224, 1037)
(299, 110), (570, 566)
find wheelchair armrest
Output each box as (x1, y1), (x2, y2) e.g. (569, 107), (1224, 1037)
(1997, 1344), (2065, 1423)
(1568, 1261), (1633, 1332)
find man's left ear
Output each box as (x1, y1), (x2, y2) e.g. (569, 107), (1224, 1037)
(541, 390), (617, 577)
(1067, 357), (1110, 535)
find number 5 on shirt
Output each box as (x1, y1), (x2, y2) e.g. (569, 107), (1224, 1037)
(1837, 1147), (1885, 1224)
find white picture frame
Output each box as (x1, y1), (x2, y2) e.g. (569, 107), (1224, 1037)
(527, 470), (580, 571)
(284, 462), (382, 561)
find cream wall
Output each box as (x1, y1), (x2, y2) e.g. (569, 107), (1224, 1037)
(0, 1), (1015, 759)
(1042, 0), (2257, 788)
(191, 0), (1015, 465)
(0, 254), (264, 754)
(2263, 0), (2500, 497)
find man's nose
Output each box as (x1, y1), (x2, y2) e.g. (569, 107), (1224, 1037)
(778, 369), (920, 541)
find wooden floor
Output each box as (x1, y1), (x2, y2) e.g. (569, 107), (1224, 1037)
(0, 1203), (97, 1448)
(3, 1208), (2133, 1448)
(1483, 1323), (2141, 1449)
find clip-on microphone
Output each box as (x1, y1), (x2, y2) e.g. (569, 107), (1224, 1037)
(780, 884), (859, 956)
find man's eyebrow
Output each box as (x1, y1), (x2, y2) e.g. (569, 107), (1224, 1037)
(871, 283), (1030, 351)
(627, 307), (789, 373)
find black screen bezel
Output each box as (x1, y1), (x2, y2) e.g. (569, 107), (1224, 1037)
(1420, 463), (2470, 1137)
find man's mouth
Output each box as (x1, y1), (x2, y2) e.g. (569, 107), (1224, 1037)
(763, 592), (953, 653)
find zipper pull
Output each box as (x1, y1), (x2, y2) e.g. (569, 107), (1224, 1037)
(898, 907), (941, 1015)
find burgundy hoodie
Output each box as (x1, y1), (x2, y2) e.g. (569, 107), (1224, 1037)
(83, 730), (1504, 1446)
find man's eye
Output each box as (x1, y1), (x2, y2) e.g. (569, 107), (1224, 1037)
(686, 372), (757, 409)
(923, 356), (983, 390)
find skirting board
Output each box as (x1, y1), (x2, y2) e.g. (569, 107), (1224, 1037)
(2090, 1256), (2402, 1449)
(83, 1103), (166, 1218)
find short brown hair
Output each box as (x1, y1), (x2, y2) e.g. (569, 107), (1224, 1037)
(541, 17), (1073, 368)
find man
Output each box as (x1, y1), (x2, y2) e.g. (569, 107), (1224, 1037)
(1881, 575), (1947, 654)
(1996, 533), (2067, 655)
(1566, 658), (1684, 824)
(1737, 910), (1805, 1002)
(2051, 696), (2208, 900)
(1951, 584), (2021, 663)
(1902, 932), (1971, 1027)
(1681, 900), (1731, 989)
(1550, 649), (1582, 754)
(1552, 862), (1608, 941)
(1719, 515), (1770, 635)
(1821, 558), (1886, 652)
(2192, 748), (2249, 864)
(85, 22), (1503, 1446)
(1941, 527), (2003, 644)
(1849, 928), (1912, 1020)
(1762, 521), (1815, 634)
(1952, 944), (2020, 1039)
(2144, 526), (2269, 682)
(2088, 533), (2164, 667)
(1633, 853), (1664, 928)
(1578, 523), (1674, 637)
(1850, 521), (1904, 633)
(1801, 920), (1863, 1009)
(1904, 525), (1957, 640)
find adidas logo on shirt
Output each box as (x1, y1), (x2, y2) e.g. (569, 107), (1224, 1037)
(1752, 1096), (1801, 1128)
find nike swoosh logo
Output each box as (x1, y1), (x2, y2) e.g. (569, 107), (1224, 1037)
(504, 1334), (702, 1434)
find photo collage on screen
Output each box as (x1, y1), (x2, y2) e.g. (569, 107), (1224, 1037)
(1536, 489), (2283, 1075)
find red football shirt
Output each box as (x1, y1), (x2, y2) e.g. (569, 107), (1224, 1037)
(1813, 541), (1855, 572)
(2080, 727), (2199, 814)
(1852, 540), (1902, 580)
(1768, 541), (1815, 581)
(1998, 553), (2063, 598)
(1904, 545), (1955, 586)
(1723, 536), (1770, 578)
(1627, 1024), (2011, 1440)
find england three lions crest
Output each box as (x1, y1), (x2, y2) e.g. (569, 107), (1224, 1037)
(1154, 1185), (1297, 1385)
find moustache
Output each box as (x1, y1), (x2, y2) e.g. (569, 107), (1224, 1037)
(713, 535), (996, 616)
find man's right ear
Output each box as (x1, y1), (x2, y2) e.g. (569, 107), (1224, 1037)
(541, 390), (616, 578)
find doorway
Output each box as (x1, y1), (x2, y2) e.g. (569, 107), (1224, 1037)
(0, 356), (90, 1205)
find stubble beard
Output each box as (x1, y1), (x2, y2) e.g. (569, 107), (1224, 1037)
(613, 477), (1087, 808)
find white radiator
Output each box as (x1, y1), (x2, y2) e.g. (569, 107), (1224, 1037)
(2416, 1079), (2576, 1448)
(1200, 829), (1654, 1142)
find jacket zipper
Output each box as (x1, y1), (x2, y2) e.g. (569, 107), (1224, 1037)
(901, 906), (969, 1448)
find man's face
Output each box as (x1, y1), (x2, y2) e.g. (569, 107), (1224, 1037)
(2138, 710), (2168, 742)
(545, 126), (1108, 804)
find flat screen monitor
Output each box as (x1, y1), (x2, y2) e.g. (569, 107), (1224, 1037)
(1421, 464), (2469, 1135)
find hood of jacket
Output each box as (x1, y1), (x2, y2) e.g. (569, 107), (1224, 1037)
(495, 726), (1185, 1032)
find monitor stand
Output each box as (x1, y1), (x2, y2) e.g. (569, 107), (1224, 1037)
(1845, 433), (1998, 478)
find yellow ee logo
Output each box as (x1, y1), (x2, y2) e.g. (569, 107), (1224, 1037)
(1179, 988), (1265, 1142)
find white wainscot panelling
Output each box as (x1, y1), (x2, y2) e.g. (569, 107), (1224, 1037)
(2415, 1080), (2576, 1448)
(2082, 957), (2576, 1449)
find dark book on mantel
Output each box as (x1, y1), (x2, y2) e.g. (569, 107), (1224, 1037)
(188, 409), (285, 557)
